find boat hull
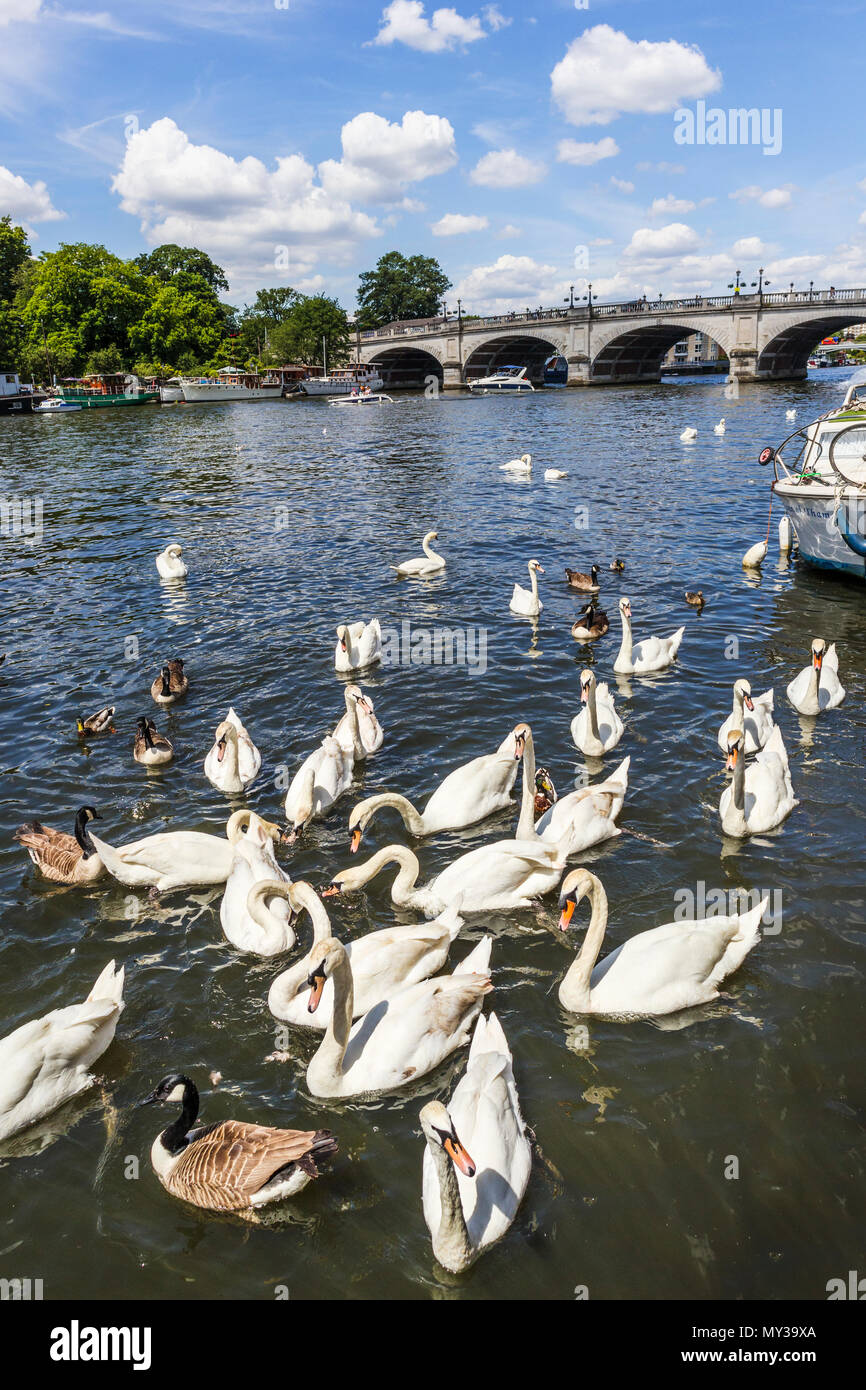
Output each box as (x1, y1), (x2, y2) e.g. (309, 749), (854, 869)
(301, 378), (383, 396)
(0, 394), (43, 415)
(56, 392), (159, 408)
(776, 484), (866, 578)
(181, 383), (282, 402)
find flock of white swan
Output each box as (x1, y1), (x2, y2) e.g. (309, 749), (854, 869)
(1, 507), (849, 1274)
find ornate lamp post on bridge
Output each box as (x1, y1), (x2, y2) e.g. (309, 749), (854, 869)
(564, 285), (575, 310)
(581, 283), (594, 320)
(751, 268), (770, 304)
(728, 270), (747, 297)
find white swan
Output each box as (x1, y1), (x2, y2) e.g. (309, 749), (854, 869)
(713, 419), (726, 435)
(785, 408), (797, 421)
(720, 725), (797, 837)
(88, 810), (280, 892)
(421, 1012), (531, 1272)
(742, 539), (768, 568)
(266, 881), (463, 1030)
(333, 685), (383, 759)
(347, 726), (522, 850)
(392, 530), (445, 577)
(557, 870), (764, 1016)
(500, 453), (532, 474)
(220, 813), (294, 957)
(0, 961), (124, 1142)
(284, 734), (353, 842)
(614, 598), (684, 675)
(303, 936), (492, 1098)
(509, 559), (544, 616)
(203, 707), (261, 794)
(680, 427), (698, 442)
(544, 468), (567, 480)
(786, 639), (845, 715)
(335, 620), (382, 673)
(571, 669), (624, 756)
(155, 543), (188, 579)
(717, 678), (775, 753)
(515, 724), (627, 851)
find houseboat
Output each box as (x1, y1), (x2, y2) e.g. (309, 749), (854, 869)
(180, 367), (283, 402)
(0, 372), (45, 415)
(300, 363), (384, 397)
(56, 373), (159, 408)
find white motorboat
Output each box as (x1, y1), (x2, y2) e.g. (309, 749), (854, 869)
(328, 391), (393, 407)
(761, 380), (866, 579)
(35, 398), (82, 413)
(468, 365), (535, 394)
(181, 368), (282, 403)
(158, 377), (185, 404)
(301, 363), (384, 396)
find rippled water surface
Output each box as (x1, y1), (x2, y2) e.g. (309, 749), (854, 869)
(1, 371), (863, 1301)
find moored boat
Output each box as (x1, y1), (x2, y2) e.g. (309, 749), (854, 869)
(56, 373), (159, 408)
(180, 367), (282, 402)
(0, 372), (46, 415)
(468, 365), (535, 395)
(761, 381), (866, 579)
(301, 363), (384, 396)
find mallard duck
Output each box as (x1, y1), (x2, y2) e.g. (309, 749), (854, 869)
(15, 806), (105, 884)
(150, 659), (188, 705)
(565, 564), (600, 593)
(609, 558), (625, 572)
(533, 767), (557, 820)
(571, 603), (609, 641)
(0, 961), (124, 1142)
(684, 590), (706, 609)
(134, 717), (174, 767)
(142, 1073), (337, 1211)
(77, 706), (116, 736)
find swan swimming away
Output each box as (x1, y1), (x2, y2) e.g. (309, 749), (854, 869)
(557, 870), (764, 1016)
(786, 639), (845, 715)
(156, 543), (188, 579)
(713, 419), (726, 435)
(421, 1012), (531, 1272)
(544, 468), (567, 480)
(680, 427), (698, 442)
(613, 597), (684, 675)
(500, 453), (532, 474)
(335, 619), (382, 672)
(510, 559), (544, 616)
(0, 960), (124, 1142)
(392, 530), (446, 577)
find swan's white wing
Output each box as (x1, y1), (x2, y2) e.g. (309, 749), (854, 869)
(589, 918), (749, 1014)
(422, 752), (518, 829)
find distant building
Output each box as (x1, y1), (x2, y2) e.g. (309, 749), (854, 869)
(662, 332), (724, 373)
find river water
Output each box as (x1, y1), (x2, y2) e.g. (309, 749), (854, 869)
(0, 368), (863, 1301)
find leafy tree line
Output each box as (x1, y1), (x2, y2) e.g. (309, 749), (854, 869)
(0, 218), (451, 380)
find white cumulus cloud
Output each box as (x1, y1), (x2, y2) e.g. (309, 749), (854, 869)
(431, 212), (489, 235)
(470, 148), (545, 188)
(731, 185), (794, 210)
(624, 222), (701, 259)
(453, 253), (561, 312)
(611, 176), (635, 194)
(319, 109), (457, 205)
(556, 137), (619, 166)
(0, 164), (65, 226)
(650, 194), (696, 216)
(551, 25), (721, 127)
(370, 0), (496, 52)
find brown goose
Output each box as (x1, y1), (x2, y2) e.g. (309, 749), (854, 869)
(77, 705), (116, 736)
(571, 603), (609, 641)
(565, 564), (600, 593)
(142, 1073), (337, 1212)
(15, 806), (105, 884)
(134, 716), (174, 766)
(150, 658), (188, 705)
(685, 591), (706, 609)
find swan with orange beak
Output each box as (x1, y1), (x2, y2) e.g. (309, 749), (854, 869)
(786, 638), (846, 716)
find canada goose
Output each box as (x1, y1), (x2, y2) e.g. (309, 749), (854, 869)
(609, 558), (625, 572)
(0, 960), (124, 1142)
(134, 717), (174, 767)
(155, 543), (188, 580)
(141, 1073), (337, 1211)
(150, 659), (188, 705)
(15, 806), (104, 884)
(534, 768), (557, 820)
(684, 590), (706, 609)
(565, 564), (600, 593)
(77, 706), (116, 736)
(571, 603), (609, 641)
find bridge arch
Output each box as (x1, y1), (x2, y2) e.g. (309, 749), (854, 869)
(463, 331), (565, 386)
(589, 318), (732, 384)
(757, 311), (866, 377)
(367, 344), (443, 390)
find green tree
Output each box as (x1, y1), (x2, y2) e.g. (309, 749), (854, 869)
(270, 295), (349, 367)
(238, 286), (299, 360)
(128, 281), (227, 367)
(0, 216), (31, 303)
(18, 243), (150, 377)
(133, 243), (229, 297)
(356, 251), (451, 329)
(0, 305), (24, 371)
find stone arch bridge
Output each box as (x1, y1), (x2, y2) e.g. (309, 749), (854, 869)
(356, 288), (866, 389)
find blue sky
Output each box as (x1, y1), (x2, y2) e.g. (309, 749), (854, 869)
(2, 0), (866, 312)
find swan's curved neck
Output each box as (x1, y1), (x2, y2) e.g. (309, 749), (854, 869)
(343, 693), (364, 760)
(422, 534), (441, 562)
(617, 610), (633, 666)
(226, 809), (252, 843)
(358, 792), (426, 835)
(309, 950), (354, 1088)
(365, 845), (422, 906)
(516, 731), (538, 840)
(528, 565), (539, 600)
(220, 725), (241, 779)
(561, 879), (609, 1010)
(586, 682), (601, 741)
(245, 880), (294, 953)
(428, 1140), (472, 1269)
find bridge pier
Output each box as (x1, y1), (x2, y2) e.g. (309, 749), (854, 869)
(442, 361), (464, 391)
(565, 355), (591, 387)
